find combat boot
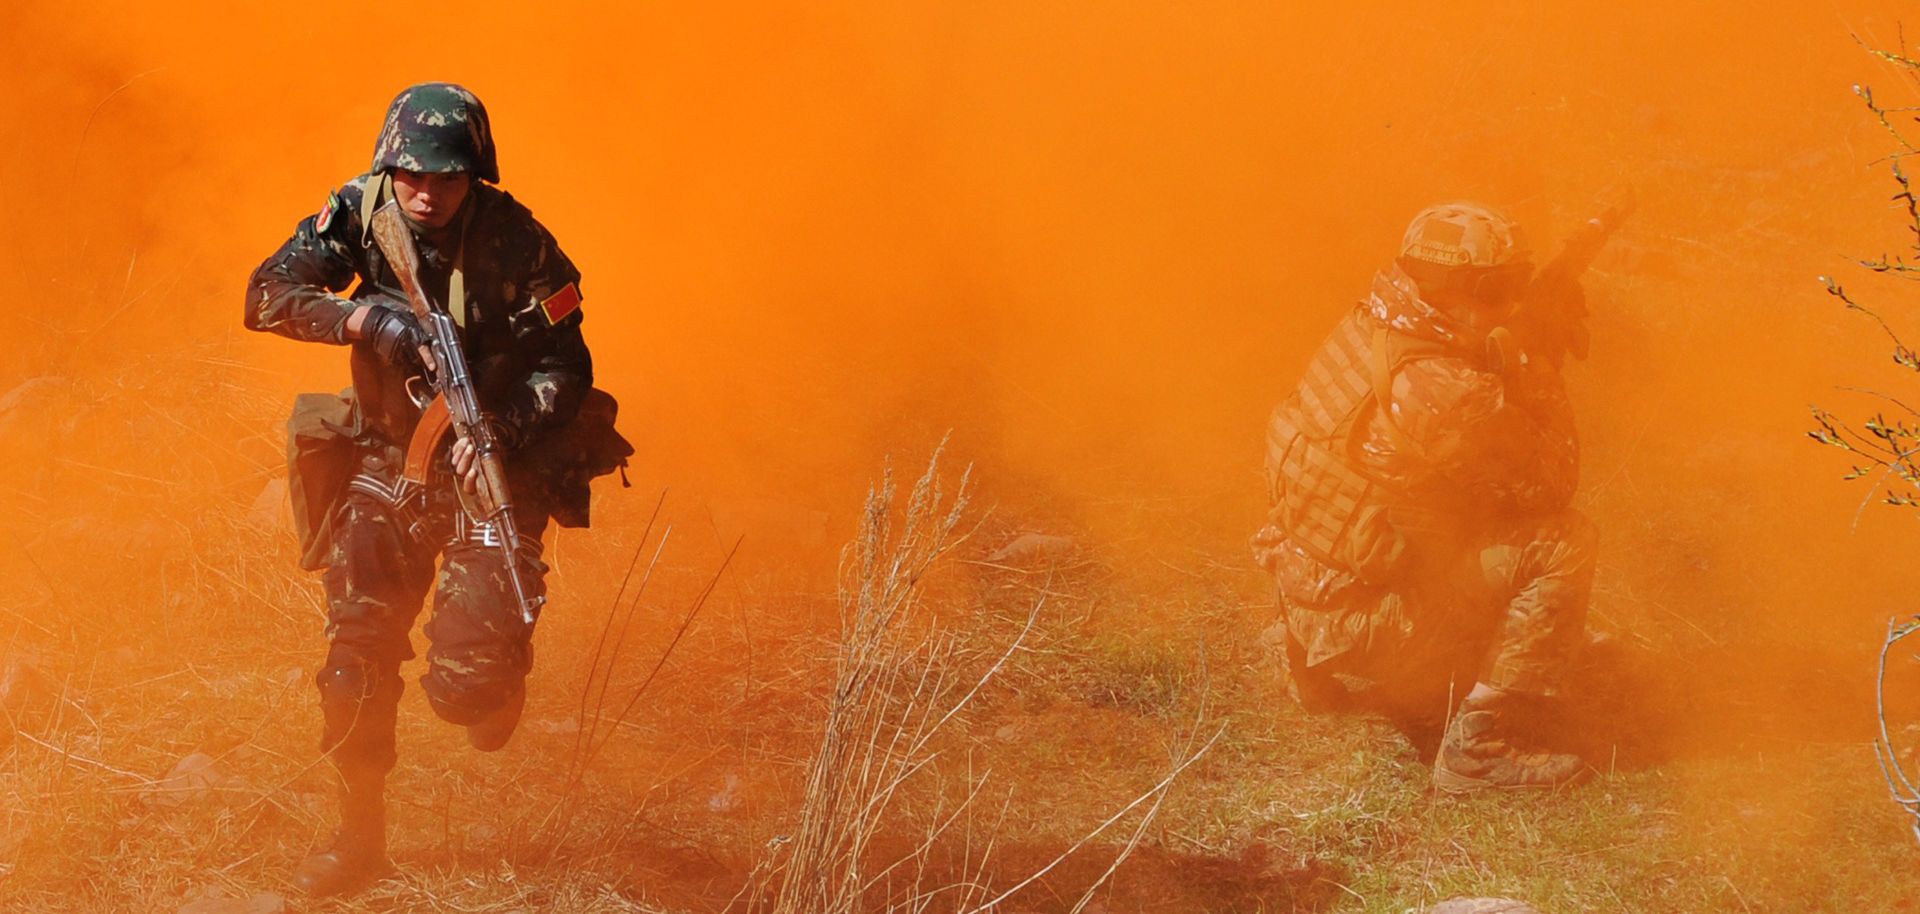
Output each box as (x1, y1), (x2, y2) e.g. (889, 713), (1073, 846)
(1431, 690), (1590, 794)
(293, 770), (392, 897)
(466, 683), (526, 752)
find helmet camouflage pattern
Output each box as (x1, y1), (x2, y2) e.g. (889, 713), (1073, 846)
(371, 82), (499, 183)
(1398, 202), (1529, 269)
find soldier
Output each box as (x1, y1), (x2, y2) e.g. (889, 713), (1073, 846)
(245, 83), (625, 894)
(1254, 202), (1612, 793)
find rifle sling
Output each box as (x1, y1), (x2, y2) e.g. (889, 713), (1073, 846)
(366, 177), (477, 492)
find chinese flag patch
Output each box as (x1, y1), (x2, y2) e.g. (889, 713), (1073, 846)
(539, 283), (582, 324)
(315, 193), (339, 234)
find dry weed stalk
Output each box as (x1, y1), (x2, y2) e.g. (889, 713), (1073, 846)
(1873, 615), (1920, 844)
(754, 447), (1218, 914)
(541, 489), (742, 850)
(763, 447), (987, 914)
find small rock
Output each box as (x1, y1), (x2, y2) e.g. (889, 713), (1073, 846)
(178, 893), (285, 914)
(527, 717), (580, 735)
(245, 480), (290, 533)
(144, 752), (247, 808)
(0, 377), (80, 442)
(1428, 899), (1544, 914)
(709, 773), (742, 813)
(0, 652), (54, 714)
(0, 653), (55, 748)
(986, 533), (1077, 564)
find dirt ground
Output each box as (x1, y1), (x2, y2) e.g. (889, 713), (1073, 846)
(0, 468), (1914, 914)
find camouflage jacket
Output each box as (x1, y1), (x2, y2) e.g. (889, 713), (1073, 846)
(1258, 264), (1581, 670)
(245, 173), (592, 451)
(1258, 264), (1579, 586)
(1358, 266), (1579, 522)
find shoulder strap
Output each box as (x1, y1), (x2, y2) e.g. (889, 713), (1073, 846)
(1370, 327), (1425, 460)
(448, 202), (472, 328)
(358, 173), (391, 249)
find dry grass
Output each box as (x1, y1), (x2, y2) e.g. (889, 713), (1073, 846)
(2, 348), (1917, 914)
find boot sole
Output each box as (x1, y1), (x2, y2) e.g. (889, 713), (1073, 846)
(1431, 761), (1595, 795)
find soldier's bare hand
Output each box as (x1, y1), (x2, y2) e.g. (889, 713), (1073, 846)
(450, 435), (481, 496)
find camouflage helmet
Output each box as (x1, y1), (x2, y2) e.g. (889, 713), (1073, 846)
(371, 82), (499, 183)
(1398, 202), (1530, 269)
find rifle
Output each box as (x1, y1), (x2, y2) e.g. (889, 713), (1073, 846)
(1488, 196), (1635, 373)
(371, 201), (546, 625)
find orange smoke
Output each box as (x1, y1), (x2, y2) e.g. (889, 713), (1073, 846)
(3, 0), (1919, 732)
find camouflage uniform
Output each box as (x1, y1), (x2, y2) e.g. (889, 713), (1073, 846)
(245, 84), (604, 891)
(1255, 205), (1596, 764)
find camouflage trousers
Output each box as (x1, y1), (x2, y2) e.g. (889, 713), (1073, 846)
(316, 467), (548, 776)
(1272, 510), (1596, 734)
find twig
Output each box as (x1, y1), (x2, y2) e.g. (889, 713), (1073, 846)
(962, 726), (1224, 914)
(14, 730), (148, 781)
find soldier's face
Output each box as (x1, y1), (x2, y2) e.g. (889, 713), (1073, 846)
(392, 169), (471, 229)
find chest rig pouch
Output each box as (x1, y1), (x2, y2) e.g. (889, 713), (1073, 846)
(1265, 310), (1441, 585)
(285, 389), (361, 571)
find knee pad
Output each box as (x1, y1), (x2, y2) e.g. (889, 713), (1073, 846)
(316, 663), (374, 707)
(316, 663), (401, 766)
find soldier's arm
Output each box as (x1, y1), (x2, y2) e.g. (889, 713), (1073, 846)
(499, 220), (593, 446)
(1396, 359), (1579, 514)
(243, 183), (367, 344)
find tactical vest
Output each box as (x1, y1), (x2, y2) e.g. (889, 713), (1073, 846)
(1265, 307), (1453, 584)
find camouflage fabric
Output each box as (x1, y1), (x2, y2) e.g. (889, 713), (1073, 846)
(1363, 265), (1580, 518)
(371, 83), (499, 182)
(247, 140), (607, 776)
(1260, 257), (1591, 734)
(1431, 688), (1591, 793)
(1398, 202), (1530, 269)
(246, 172), (592, 454)
(316, 447), (550, 774)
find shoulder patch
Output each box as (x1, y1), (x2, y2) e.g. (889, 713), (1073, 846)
(538, 282), (582, 325)
(315, 191), (342, 235)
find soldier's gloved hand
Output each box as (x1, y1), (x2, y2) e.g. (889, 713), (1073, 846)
(359, 308), (428, 372)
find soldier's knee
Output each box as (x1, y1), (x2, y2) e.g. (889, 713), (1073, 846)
(420, 644), (528, 725)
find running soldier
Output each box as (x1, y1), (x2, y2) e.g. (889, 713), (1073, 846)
(245, 83), (627, 894)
